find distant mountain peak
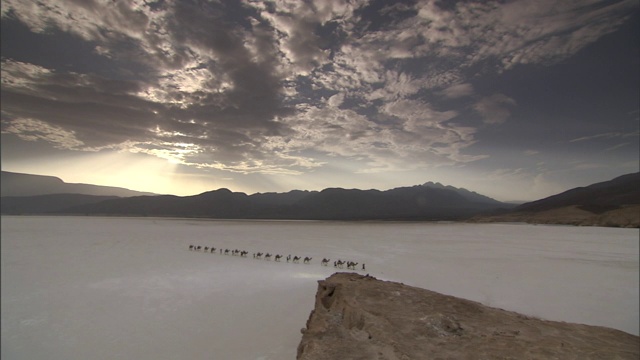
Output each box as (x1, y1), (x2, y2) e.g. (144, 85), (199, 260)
(421, 181), (501, 205)
(423, 181), (444, 187)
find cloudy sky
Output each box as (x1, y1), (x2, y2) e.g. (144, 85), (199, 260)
(1, 0), (638, 201)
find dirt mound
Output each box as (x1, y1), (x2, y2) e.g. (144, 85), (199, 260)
(297, 273), (639, 359)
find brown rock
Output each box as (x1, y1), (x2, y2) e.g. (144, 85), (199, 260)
(297, 273), (639, 360)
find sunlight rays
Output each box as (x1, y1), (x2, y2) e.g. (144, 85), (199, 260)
(19, 150), (182, 195)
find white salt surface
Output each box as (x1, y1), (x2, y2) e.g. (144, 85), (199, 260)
(1, 216), (638, 359)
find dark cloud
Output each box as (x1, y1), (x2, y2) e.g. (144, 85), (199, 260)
(165, 1), (289, 127)
(0, 17), (110, 75)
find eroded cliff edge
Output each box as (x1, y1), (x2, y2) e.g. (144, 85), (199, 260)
(297, 273), (639, 360)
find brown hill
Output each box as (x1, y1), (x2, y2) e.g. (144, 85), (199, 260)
(516, 172), (640, 213)
(472, 172), (640, 227)
(473, 204), (640, 228)
(297, 273), (639, 360)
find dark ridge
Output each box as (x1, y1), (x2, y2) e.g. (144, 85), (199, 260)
(515, 172), (640, 213)
(1, 171), (157, 197)
(3, 184), (513, 220)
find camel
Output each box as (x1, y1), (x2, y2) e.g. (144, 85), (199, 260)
(321, 258), (330, 266)
(293, 256), (301, 263)
(240, 250), (248, 257)
(275, 254), (282, 261)
(210, 247), (216, 253)
(335, 260), (345, 268)
(224, 249), (230, 255)
(347, 261), (358, 270)
(204, 247), (209, 252)
(265, 253), (272, 260)
(196, 246), (202, 251)
(255, 252), (263, 259)
(303, 257), (312, 264)
(189, 245), (194, 250)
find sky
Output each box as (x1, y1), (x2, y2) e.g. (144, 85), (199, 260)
(1, 0), (638, 201)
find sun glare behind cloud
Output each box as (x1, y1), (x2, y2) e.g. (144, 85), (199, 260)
(9, 150), (191, 196)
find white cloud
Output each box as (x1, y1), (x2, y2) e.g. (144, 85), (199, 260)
(270, 100), (486, 173)
(440, 83), (475, 99)
(473, 94), (517, 124)
(260, 11), (330, 75)
(252, 0), (367, 75)
(604, 143), (630, 152)
(327, 93), (345, 107)
(382, 99), (456, 128)
(366, 71), (425, 102)
(0, 59), (52, 94)
(569, 131), (640, 142)
(1, 118), (85, 149)
(1, 0), (156, 51)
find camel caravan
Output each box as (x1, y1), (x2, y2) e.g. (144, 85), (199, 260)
(188, 244), (365, 271)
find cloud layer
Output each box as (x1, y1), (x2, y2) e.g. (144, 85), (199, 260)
(1, 0), (638, 176)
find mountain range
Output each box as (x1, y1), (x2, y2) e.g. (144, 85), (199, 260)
(1, 171), (156, 197)
(1, 171), (638, 227)
(472, 172), (640, 227)
(0, 171), (512, 220)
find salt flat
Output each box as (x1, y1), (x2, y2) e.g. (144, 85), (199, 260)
(1, 216), (638, 360)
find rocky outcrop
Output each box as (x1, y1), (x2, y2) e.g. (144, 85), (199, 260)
(297, 273), (639, 360)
